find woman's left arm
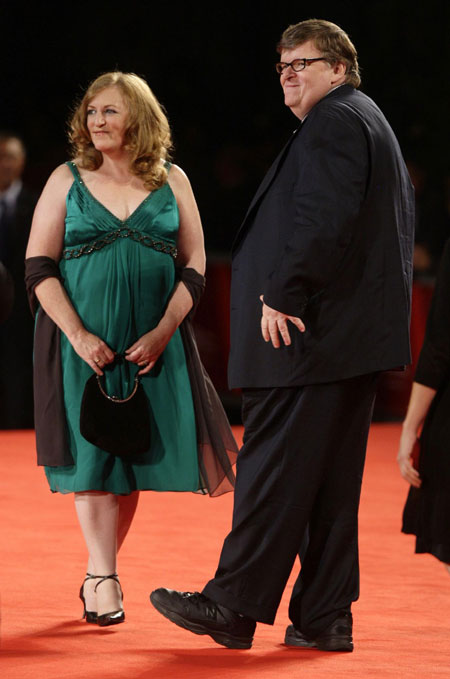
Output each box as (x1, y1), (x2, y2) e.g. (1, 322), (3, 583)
(125, 165), (206, 373)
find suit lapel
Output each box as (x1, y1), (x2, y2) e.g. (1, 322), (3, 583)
(232, 125), (301, 253)
(231, 87), (357, 254)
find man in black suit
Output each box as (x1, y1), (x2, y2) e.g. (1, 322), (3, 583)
(150, 19), (414, 651)
(0, 132), (37, 427)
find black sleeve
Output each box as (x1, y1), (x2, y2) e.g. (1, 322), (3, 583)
(415, 239), (450, 389)
(263, 107), (369, 317)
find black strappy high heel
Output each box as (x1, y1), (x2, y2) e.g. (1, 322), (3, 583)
(79, 573), (98, 624)
(94, 573), (125, 626)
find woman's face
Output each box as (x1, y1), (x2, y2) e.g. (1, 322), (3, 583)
(86, 86), (128, 155)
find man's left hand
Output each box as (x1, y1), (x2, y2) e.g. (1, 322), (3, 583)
(260, 295), (305, 348)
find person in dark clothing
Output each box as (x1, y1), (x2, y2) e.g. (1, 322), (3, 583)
(150, 19), (414, 651)
(0, 132), (38, 428)
(0, 260), (14, 323)
(398, 238), (450, 575)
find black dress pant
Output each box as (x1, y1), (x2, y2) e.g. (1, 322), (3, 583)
(203, 373), (378, 636)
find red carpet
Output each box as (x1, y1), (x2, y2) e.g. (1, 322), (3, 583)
(0, 424), (449, 678)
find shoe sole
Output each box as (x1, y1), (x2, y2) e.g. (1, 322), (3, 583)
(149, 593), (252, 649)
(285, 634), (353, 652)
(317, 636), (353, 652)
(97, 612), (125, 627)
(285, 635), (317, 649)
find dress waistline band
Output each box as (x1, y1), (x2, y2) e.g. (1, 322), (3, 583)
(62, 226), (177, 260)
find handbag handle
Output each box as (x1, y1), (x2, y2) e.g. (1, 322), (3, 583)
(95, 374), (140, 403)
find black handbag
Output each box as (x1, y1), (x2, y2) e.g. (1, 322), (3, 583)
(80, 357), (151, 457)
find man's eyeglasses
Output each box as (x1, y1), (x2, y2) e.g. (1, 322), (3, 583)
(275, 57), (327, 75)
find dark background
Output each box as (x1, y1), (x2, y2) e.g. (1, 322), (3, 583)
(1, 0), (449, 419)
(2, 0), (449, 252)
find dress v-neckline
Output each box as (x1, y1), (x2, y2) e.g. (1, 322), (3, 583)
(70, 161), (156, 224)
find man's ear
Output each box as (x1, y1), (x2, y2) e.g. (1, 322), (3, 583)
(333, 61), (347, 76)
(330, 61), (347, 85)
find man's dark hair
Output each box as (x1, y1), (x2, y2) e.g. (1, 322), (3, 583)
(277, 19), (361, 88)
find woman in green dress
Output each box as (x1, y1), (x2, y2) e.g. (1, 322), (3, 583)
(25, 72), (232, 627)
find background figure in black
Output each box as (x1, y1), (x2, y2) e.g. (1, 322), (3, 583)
(407, 160), (450, 279)
(0, 132), (37, 428)
(398, 238), (450, 575)
(0, 261), (14, 323)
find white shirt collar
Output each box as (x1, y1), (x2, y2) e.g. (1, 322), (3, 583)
(0, 179), (23, 207)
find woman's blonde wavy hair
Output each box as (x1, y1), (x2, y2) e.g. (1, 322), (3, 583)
(69, 72), (173, 190)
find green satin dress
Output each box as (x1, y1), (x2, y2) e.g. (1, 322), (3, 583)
(45, 161), (199, 494)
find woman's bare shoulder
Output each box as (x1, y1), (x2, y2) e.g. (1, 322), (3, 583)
(44, 163), (75, 195)
(167, 163), (192, 196)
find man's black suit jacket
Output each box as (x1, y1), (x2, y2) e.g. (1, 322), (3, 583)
(228, 85), (415, 388)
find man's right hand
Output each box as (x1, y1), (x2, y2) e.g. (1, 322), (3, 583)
(260, 296), (305, 348)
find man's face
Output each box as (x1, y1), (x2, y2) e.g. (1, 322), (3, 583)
(279, 40), (345, 120)
(0, 138), (25, 191)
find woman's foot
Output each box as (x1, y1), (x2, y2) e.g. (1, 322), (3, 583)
(79, 573), (99, 623)
(95, 574), (125, 626)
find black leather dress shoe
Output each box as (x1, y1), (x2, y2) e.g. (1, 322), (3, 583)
(150, 588), (256, 649)
(285, 612), (353, 652)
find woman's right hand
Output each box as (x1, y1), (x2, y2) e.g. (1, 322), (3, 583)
(69, 328), (115, 375)
(397, 428), (421, 488)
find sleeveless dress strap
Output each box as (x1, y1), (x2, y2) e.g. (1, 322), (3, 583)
(66, 160), (81, 181)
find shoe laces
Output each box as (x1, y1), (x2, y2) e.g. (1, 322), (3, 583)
(181, 592), (218, 620)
